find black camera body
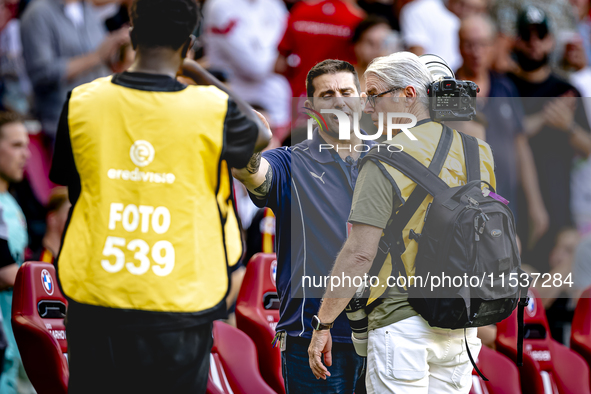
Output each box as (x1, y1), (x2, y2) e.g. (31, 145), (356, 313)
(427, 76), (479, 121)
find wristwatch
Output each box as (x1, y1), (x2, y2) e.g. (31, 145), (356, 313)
(311, 315), (334, 331)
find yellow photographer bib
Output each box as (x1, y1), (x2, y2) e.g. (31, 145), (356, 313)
(58, 76), (241, 314)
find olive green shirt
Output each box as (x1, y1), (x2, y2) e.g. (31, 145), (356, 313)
(348, 160), (419, 331)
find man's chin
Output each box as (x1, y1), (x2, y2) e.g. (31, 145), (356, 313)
(7, 173), (24, 184)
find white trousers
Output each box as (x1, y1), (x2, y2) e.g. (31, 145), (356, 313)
(366, 315), (482, 394)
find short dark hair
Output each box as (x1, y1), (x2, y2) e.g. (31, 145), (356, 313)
(131, 0), (199, 50)
(306, 60), (361, 98)
(352, 16), (390, 44)
(0, 111), (22, 139)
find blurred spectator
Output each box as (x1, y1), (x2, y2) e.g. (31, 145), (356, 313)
(572, 234), (591, 298)
(203, 0), (291, 137)
(352, 15), (398, 92)
(564, 35), (591, 100)
(34, 187), (70, 264)
(447, 0), (488, 19)
(104, 0), (131, 31)
(521, 227), (579, 342)
(456, 14), (548, 234)
(0, 205), (10, 384)
(569, 0), (591, 64)
(20, 0), (130, 139)
(509, 6), (591, 273)
(571, 154), (591, 234)
(492, 0), (578, 72)
(0, 14), (32, 116)
(357, 0), (398, 30)
(563, 31), (591, 235)
(399, 0), (461, 70)
(275, 0), (364, 98)
(100, 0), (135, 73)
(0, 111), (32, 394)
(494, 0), (577, 38)
(543, 228), (580, 342)
(0, 0), (18, 33)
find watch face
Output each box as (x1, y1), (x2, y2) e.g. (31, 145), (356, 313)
(312, 316), (320, 330)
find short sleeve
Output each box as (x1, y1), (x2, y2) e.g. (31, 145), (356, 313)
(349, 160), (400, 229)
(49, 94), (81, 205)
(247, 147), (291, 209)
(277, 15), (294, 56)
(0, 205), (6, 241)
(222, 98), (259, 169)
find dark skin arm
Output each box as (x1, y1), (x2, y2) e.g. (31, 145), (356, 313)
(181, 59), (271, 153)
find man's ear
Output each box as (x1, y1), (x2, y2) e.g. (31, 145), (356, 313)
(129, 26), (138, 50)
(403, 86), (418, 107)
(304, 99), (314, 110)
(403, 86), (417, 98)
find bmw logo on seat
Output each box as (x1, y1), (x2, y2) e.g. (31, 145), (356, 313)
(41, 269), (54, 296)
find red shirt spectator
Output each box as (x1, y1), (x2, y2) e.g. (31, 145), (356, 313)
(277, 0), (364, 98)
(0, 0), (18, 33)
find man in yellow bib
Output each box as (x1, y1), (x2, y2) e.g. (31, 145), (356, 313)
(49, 0), (269, 393)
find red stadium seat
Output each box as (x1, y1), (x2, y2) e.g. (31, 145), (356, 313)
(571, 286), (591, 390)
(11, 262), (68, 394)
(469, 345), (521, 394)
(496, 288), (591, 394)
(207, 321), (275, 394)
(235, 253), (284, 394)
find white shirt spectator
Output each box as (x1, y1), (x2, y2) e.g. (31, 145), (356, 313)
(64, 2), (84, 28)
(569, 67), (591, 235)
(399, 0), (462, 71)
(203, 0), (291, 128)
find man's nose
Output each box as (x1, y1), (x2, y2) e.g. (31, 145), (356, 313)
(333, 95), (346, 109)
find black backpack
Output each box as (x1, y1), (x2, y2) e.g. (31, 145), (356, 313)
(360, 125), (530, 379)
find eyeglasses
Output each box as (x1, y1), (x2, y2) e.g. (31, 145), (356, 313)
(367, 87), (400, 108)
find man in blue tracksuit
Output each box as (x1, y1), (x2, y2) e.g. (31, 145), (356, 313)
(233, 59), (373, 393)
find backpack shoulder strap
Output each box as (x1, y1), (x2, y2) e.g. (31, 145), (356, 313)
(388, 124), (454, 235)
(362, 124), (454, 282)
(459, 132), (481, 182)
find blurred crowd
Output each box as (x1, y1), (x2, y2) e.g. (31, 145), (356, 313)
(1, 0), (591, 391)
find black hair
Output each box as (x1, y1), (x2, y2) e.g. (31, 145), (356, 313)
(130, 0), (199, 50)
(305, 59), (361, 98)
(352, 15), (390, 44)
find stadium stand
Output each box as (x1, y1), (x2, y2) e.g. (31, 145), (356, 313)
(12, 262), (275, 394)
(496, 288), (591, 394)
(11, 261), (68, 394)
(571, 286), (591, 390)
(469, 345), (522, 394)
(207, 321), (276, 394)
(235, 253), (284, 394)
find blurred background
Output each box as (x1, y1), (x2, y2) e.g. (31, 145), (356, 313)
(1, 0), (591, 391)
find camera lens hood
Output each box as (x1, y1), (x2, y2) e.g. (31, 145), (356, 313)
(419, 54), (455, 80)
